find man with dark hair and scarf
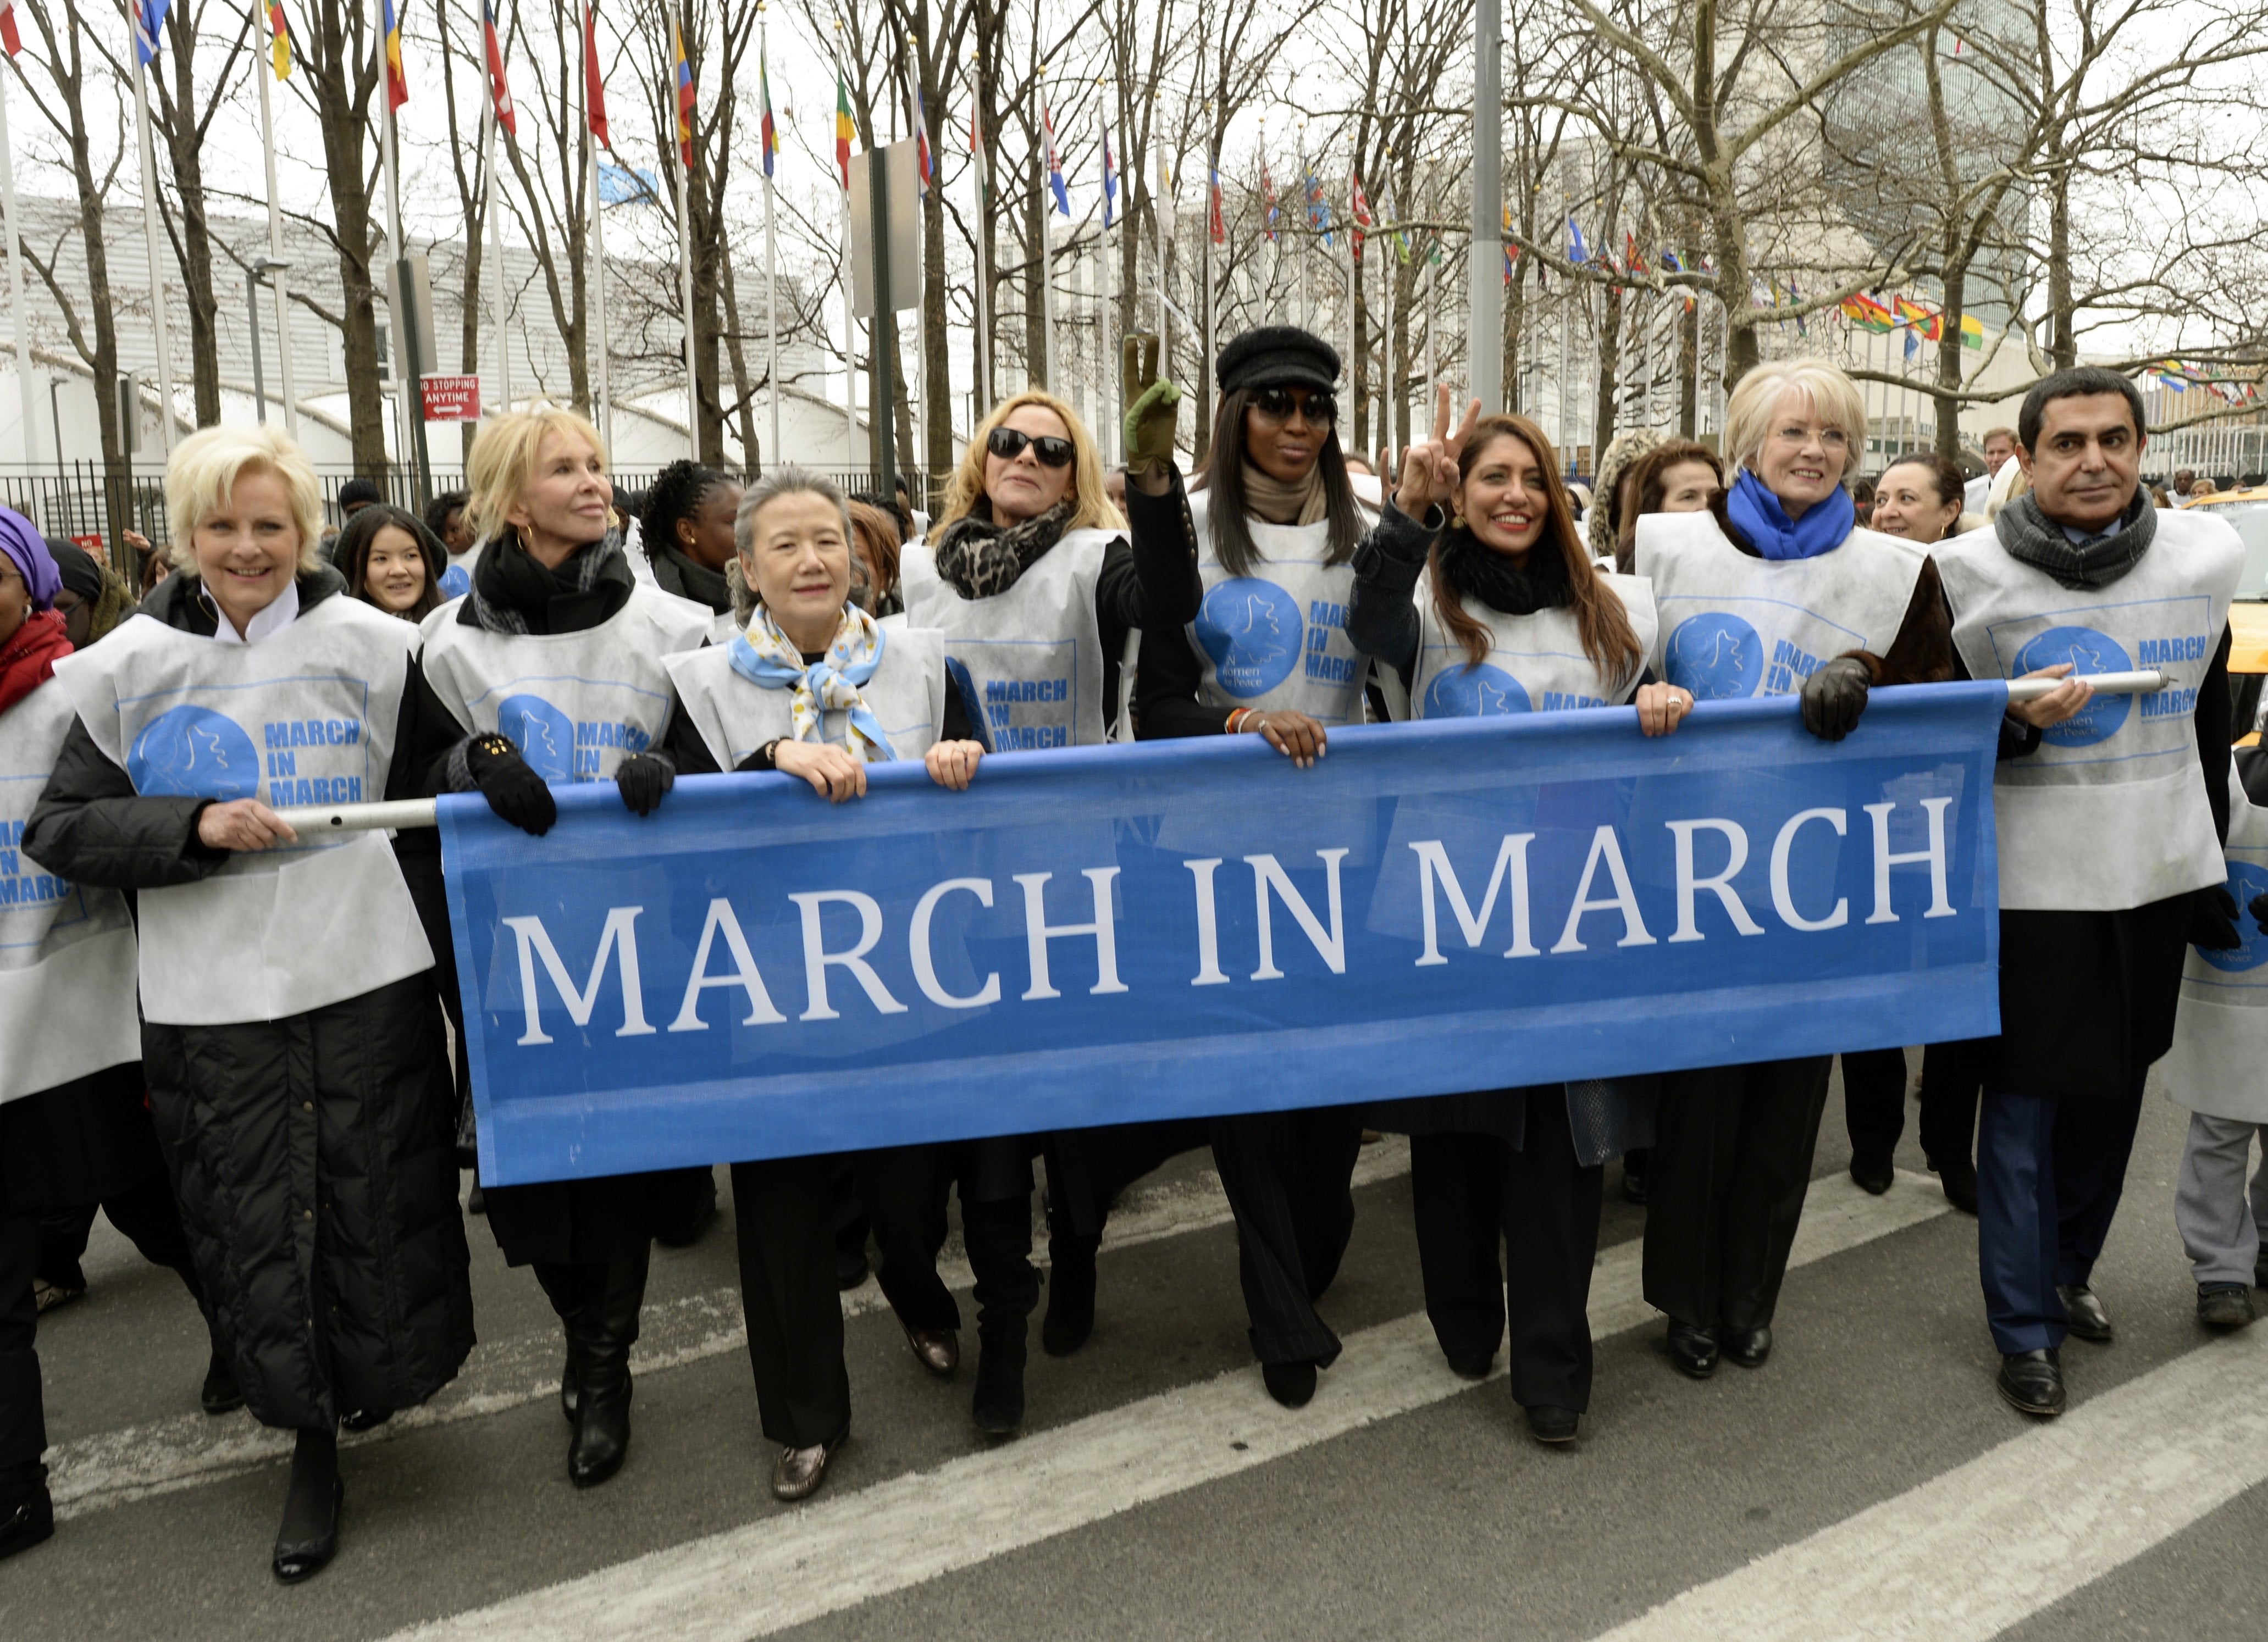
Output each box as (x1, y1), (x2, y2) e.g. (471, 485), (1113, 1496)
(45, 538), (134, 651)
(1871, 365), (2242, 1416)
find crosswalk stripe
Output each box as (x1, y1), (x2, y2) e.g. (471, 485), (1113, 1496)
(1589, 1322), (2268, 1640)
(45, 1140), (1414, 1521)
(378, 1171), (1950, 1641)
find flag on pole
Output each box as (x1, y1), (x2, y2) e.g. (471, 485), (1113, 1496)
(1306, 171), (1331, 245)
(482, 0), (516, 136)
(0, 0), (18, 58)
(1839, 292), (1897, 331)
(671, 19), (695, 172)
(1044, 104), (1069, 216)
(1566, 217), (1587, 265)
(1349, 171), (1371, 261)
(132, 0), (169, 65)
(583, 2), (607, 145)
(1208, 164), (1225, 245)
(1960, 312), (1984, 350)
(968, 101), (984, 200)
(758, 38), (777, 180)
(1893, 294), (1941, 341)
(914, 85), (932, 196)
(1502, 202), (1517, 284)
(262, 0), (289, 77)
(1102, 121), (1118, 229)
(1382, 185), (1407, 261)
(379, 0), (407, 108)
(833, 70), (853, 190)
(1260, 159), (1277, 241)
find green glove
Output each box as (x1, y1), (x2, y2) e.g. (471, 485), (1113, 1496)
(1121, 332), (1182, 482)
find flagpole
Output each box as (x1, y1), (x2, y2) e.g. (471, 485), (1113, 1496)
(484, 98), (512, 418)
(585, 51), (612, 453)
(835, 27), (854, 465)
(1295, 121), (1308, 336)
(0, 51), (40, 461)
(676, 149), (697, 460)
(760, 5), (778, 470)
(969, 53), (989, 411)
(375, 2), (413, 479)
(252, 5), (298, 439)
(1102, 93), (1118, 465)
(910, 43), (927, 486)
(131, 49), (177, 455)
(1038, 65), (1056, 391)
(1201, 124), (1214, 391)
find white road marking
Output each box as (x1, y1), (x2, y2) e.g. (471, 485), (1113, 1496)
(378, 1171), (1949, 1642)
(45, 1140), (1413, 1520)
(1590, 1323), (2268, 1641)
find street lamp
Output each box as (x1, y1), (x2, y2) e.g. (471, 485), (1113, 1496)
(248, 257), (291, 425)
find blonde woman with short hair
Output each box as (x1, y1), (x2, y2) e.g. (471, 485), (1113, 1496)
(1628, 356), (1957, 1385)
(24, 424), (472, 1584)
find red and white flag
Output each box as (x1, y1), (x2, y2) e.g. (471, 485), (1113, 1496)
(483, 0), (516, 136)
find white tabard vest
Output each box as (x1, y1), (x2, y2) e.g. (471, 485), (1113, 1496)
(1406, 571), (1658, 719)
(900, 526), (1113, 750)
(664, 624), (947, 769)
(0, 678), (140, 1101)
(2163, 760), (2268, 1123)
(53, 596), (433, 1025)
(417, 583), (712, 782)
(1935, 508), (2241, 912)
(1634, 511), (1927, 701)
(1183, 489), (1375, 726)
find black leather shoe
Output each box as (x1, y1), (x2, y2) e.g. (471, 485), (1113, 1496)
(971, 1342), (1026, 1437)
(2197, 1284), (2256, 1330)
(1849, 1150), (1895, 1196)
(1932, 1157), (1979, 1216)
(271, 1476), (343, 1584)
(904, 1324), (959, 1378)
(1666, 1321), (1719, 1379)
(1446, 1347), (1495, 1381)
(1042, 1232), (1100, 1358)
(1262, 1360), (1318, 1408)
(0, 1488), (54, 1563)
(1996, 1347), (2065, 1417)
(1724, 1324), (1774, 1369)
(201, 1341), (245, 1416)
(569, 1379), (632, 1488)
(1525, 1405), (1579, 1444)
(2057, 1284), (2114, 1343)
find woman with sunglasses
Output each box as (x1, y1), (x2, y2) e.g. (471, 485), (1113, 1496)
(1345, 392), (1677, 1444)
(887, 390), (1143, 1438)
(1629, 358), (1954, 1383)
(1105, 325), (1376, 1410)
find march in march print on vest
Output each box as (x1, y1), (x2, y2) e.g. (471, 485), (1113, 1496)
(0, 676), (140, 1102)
(1404, 571), (1658, 719)
(1935, 506), (2242, 912)
(899, 527), (1113, 750)
(1183, 487), (1376, 726)
(2162, 752), (2268, 1125)
(417, 583), (712, 783)
(51, 595), (433, 1025)
(665, 625), (947, 769)
(1634, 511), (1927, 702)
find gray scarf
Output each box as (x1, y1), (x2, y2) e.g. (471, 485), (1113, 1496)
(1993, 489), (2156, 591)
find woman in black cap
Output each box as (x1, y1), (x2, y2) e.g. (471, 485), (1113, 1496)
(1104, 324), (1375, 1409)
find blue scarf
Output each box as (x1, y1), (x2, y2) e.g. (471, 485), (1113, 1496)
(727, 605), (898, 763)
(1726, 469), (1854, 562)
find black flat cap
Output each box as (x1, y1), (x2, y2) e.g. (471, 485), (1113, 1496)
(1215, 325), (1341, 396)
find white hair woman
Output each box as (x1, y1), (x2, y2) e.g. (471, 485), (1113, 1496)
(24, 426), (472, 1583)
(406, 406), (713, 1493)
(662, 467), (982, 1499)
(1628, 357), (1955, 1384)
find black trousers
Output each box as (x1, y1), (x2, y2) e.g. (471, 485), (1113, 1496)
(1409, 1094), (1604, 1412)
(731, 1155), (850, 1450)
(1210, 1106), (1365, 1366)
(858, 1140), (1038, 1344)
(2, 1171), (204, 1485)
(1841, 1045), (1983, 1167)
(1644, 1056), (1833, 1334)
(1044, 1119), (1213, 1240)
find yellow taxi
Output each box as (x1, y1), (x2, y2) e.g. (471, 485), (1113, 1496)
(2181, 486), (2268, 741)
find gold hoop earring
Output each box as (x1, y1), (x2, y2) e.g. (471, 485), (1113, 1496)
(1450, 513), (1465, 530)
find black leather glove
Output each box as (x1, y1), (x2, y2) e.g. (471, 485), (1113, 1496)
(615, 752), (676, 816)
(2191, 885), (2244, 951)
(2250, 890), (2268, 933)
(1800, 656), (1873, 742)
(464, 734), (556, 835)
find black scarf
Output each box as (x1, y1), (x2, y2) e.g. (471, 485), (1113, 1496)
(931, 498), (1076, 600)
(650, 542), (732, 614)
(1437, 525), (1572, 617)
(468, 530), (635, 635)
(1993, 489), (2156, 591)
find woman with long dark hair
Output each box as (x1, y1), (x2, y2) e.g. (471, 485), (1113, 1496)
(336, 504), (449, 624)
(1345, 395), (1679, 1443)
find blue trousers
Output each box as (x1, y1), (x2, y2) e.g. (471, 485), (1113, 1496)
(1976, 1078), (2147, 1353)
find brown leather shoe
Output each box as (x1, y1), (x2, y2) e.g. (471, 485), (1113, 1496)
(771, 1434), (845, 1502)
(905, 1324), (959, 1377)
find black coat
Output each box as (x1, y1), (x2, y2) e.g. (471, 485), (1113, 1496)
(21, 567), (475, 1428)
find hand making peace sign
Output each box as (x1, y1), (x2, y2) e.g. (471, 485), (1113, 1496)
(1396, 384), (1484, 521)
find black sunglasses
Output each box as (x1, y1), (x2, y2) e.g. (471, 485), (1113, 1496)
(1249, 387), (1336, 426)
(987, 426), (1077, 467)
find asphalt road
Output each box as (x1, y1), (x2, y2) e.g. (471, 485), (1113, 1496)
(9, 1056), (2266, 1641)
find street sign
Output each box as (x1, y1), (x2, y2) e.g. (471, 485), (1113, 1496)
(69, 532), (107, 567)
(849, 141), (922, 318)
(422, 375), (482, 422)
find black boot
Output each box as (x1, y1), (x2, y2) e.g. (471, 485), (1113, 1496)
(0, 1457), (51, 1565)
(964, 1197), (1038, 1436)
(272, 1426), (342, 1583)
(569, 1252), (648, 1489)
(532, 1262), (595, 1425)
(198, 1305), (244, 1416)
(972, 1333), (1026, 1436)
(1042, 1213), (1099, 1358)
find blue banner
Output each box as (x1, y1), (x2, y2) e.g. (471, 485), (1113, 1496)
(442, 685), (2007, 1186)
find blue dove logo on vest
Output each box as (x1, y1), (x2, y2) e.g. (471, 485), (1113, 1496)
(438, 563), (472, 601)
(499, 694), (576, 780)
(127, 706), (261, 800)
(2012, 625), (2132, 747)
(2200, 862), (2268, 973)
(1197, 578), (1303, 697)
(944, 656), (992, 754)
(1423, 663), (1532, 719)
(1664, 612), (1764, 699)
